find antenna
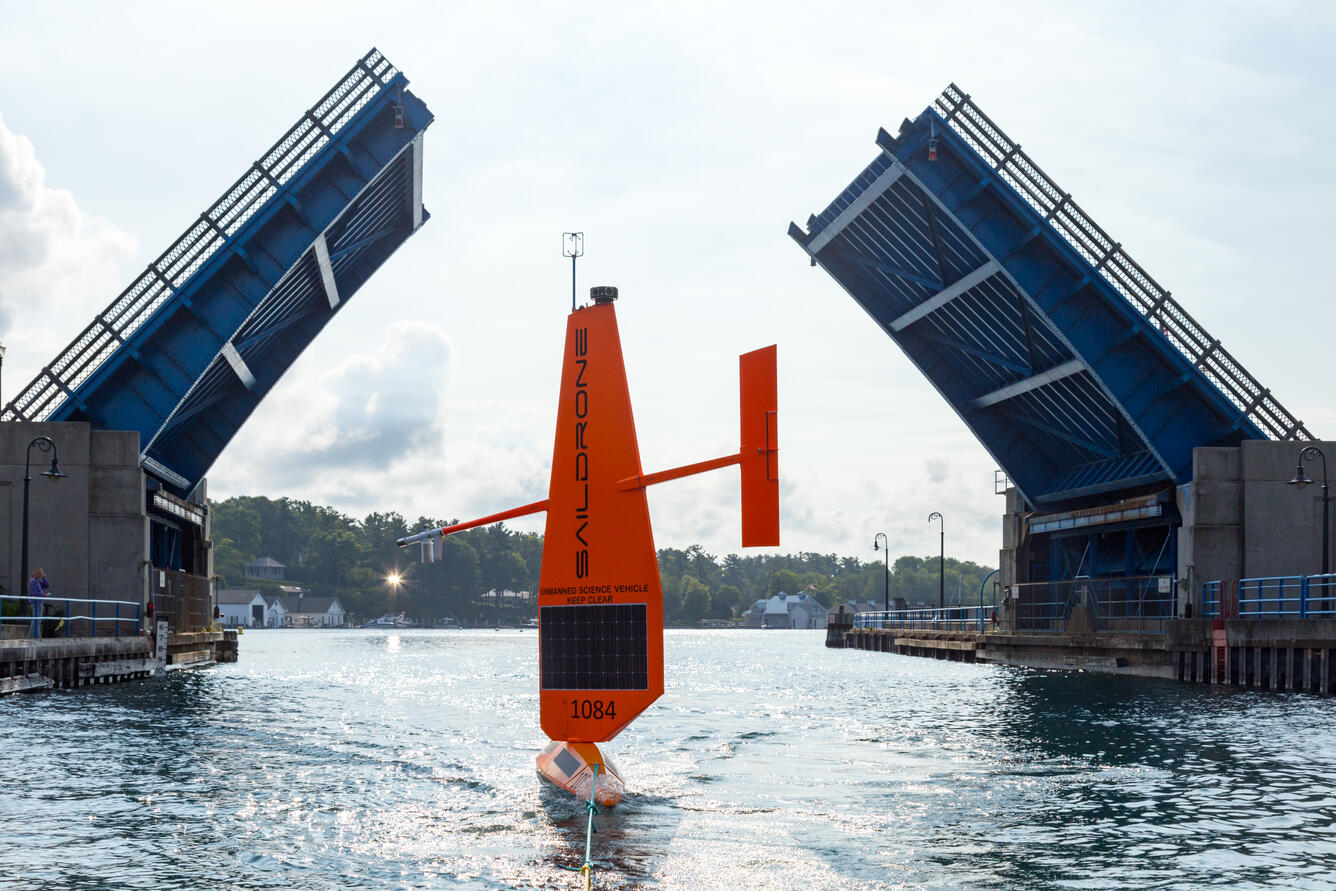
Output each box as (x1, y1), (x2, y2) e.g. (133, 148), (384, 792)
(562, 232), (584, 311)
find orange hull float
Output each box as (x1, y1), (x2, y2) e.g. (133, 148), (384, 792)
(398, 286), (778, 804)
(536, 740), (626, 807)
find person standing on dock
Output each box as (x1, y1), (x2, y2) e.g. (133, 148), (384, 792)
(28, 566), (50, 638)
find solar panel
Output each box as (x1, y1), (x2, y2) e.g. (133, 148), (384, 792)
(540, 603), (649, 691)
(553, 746), (582, 778)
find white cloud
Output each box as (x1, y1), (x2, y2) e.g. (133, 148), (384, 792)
(210, 320), (554, 531)
(0, 111), (136, 394)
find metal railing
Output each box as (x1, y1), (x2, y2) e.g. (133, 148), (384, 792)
(1202, 575), (1336, 619)
(855, 605), (996, 633)
(1202, 580), (1228, 618)
(0, 595), (141, 639)
(1012, 575), (1176, 634)
(935, 84), (1311, 442)
(1, 48), (399, 423)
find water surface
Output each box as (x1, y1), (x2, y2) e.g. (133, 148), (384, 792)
(3, 629), (1335, 889)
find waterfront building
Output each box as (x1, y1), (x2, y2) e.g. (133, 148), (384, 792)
(281, 594), (346, 628)
(217, 589), (266, 628)
(245, 557), (286, 581)
(746, 593), (829, 629)
(263, 595), (287, 629)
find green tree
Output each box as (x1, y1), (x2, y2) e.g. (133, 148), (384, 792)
(207, 495), (994, 626)
(769, 568), (802, 596)
(710, 583), (740, 619)
(680, 575), (710, 623)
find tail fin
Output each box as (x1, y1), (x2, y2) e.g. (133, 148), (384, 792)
(739, 345), (779, 547)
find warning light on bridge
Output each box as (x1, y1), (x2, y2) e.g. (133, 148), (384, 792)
(928, 137), (938, 161)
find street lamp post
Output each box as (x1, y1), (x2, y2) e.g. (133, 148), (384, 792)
(20, 435), (66, 626)
(1289, 446), (1330, 576)
(928, 512), (944, 611)
(873, 532), (889, 613)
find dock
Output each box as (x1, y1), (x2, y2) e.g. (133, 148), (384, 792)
(830, 611), (1336, 693)
(0, 628), (238, 692)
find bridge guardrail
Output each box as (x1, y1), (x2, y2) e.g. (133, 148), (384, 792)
(1, 594), (142, 639)
(1202, 575), (1336, 619)
(1202, 580), (1229, 618)
(1012, 575), (1176, 634)
(855, 605), (995, 633)
(936, 84), (1311, 443)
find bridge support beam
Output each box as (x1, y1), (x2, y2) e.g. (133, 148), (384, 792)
(971, 358), (1085, 410)
(890, 260), (1002, 332)
(313, 234), (341, 309)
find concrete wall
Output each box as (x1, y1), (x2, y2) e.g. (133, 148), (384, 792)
(1241, 440), (1336, 578)
(998, 486), (1026, 588)
(1177, 447), (1242, 609)
(1176, 440), (1336, 609)
(0, 422), (146, 604)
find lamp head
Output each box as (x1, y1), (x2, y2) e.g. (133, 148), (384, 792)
(42, 456), (64, 482)
(1290, 464), (1313, 489)
(873, 540), (880, 551)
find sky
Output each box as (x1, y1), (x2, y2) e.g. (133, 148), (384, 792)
(1, 1), (1334, 568)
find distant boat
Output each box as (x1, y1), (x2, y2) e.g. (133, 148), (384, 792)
(361, 611), (413, 628)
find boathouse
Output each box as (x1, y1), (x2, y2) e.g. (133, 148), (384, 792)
(217, 590), (266, 628)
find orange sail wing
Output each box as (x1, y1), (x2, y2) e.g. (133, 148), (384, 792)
(739, 345), (779, 547)
(537, 302), (664, 742)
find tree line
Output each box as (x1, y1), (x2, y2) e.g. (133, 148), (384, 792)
(210, 495), (995, 625)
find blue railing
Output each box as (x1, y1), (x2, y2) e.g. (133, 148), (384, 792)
(0, 594), (142, 639)
(1202, 575), (1336, 619)
(1012, 575), (1176, 634)
(1202, 580), (1228, 618)
(855, 605), (995, 632)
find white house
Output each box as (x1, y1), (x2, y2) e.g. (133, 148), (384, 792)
(281, 594), (346, 627)
(217, 589), (266, 628)
(263, 595), (287, 628)
(244, 556), (286, 581)
(745, 592), (829, 629)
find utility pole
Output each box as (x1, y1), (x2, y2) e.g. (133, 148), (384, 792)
(873, 532), (889, 613)
(929, 512), (944, 610)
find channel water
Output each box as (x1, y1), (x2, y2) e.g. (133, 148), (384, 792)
(2, 629), (1335, 889)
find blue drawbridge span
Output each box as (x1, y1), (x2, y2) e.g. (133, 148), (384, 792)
(790, 84), (1310, 512)
(3, 48), (433, 501)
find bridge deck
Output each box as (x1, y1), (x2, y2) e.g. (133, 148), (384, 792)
(3, 49), (434, 498)
(791, 84), (1309, 507)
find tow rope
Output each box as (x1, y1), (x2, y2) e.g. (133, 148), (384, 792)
(560, 763), (599, 889)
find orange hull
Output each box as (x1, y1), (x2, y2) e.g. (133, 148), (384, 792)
(536, 740), (625, 808)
